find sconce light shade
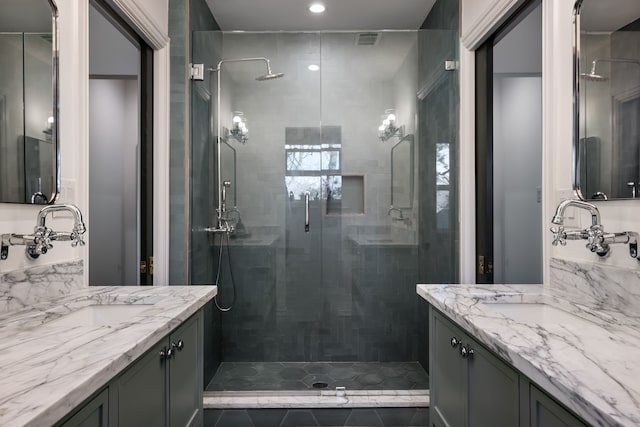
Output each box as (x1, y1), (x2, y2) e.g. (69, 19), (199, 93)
(378, 110), (403, 142)
(230, 111), (249, 144)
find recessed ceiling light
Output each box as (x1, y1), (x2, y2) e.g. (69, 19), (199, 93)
(308, 64), (320, 71)
(309, 3), (326, 13)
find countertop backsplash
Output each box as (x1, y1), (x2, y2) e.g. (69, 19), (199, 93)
(550, 257), (640, 317)
(0, 260), (84, 315)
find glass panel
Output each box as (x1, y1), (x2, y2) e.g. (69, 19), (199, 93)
(193, 23), (460, 394)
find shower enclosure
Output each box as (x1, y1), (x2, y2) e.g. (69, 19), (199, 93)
(188, 29), (459, 393)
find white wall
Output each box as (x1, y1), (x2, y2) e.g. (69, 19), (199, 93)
(0, 0), (168, 283)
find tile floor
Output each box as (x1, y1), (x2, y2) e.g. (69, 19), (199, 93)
(206, 361), (429, 391)
(204, 407), (430, 427)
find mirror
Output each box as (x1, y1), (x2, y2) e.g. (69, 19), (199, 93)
(390, 134), (414, 209)
(0, 0), (59, 204)
(219, 139), (237, 207)
(574, 0), (640, 200)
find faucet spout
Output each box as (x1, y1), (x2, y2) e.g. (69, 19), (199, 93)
(37, 204), (86, 232)
(551, 199), (601, 227)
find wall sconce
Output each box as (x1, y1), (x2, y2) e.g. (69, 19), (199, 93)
(378, 110), (404, 142)
(229, 111), (248, 144)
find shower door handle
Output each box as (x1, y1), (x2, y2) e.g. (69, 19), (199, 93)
(304, 191), (310, 232)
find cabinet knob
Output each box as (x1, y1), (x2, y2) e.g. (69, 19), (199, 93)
(166, 347), (174, 359)
(159, 348), (167, 361)
(450, 337), (461, 348)
(460, 346), (475, 359)
(172, 340), (184, 351)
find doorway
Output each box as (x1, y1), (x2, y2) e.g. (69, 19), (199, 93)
(475, 1), (543, 284)
(88, 0), (153, 285)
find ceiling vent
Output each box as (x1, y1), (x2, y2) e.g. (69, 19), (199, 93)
(355, 32), (381, 46)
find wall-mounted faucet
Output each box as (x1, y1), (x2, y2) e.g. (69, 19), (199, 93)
(1, 204), (86, 260)
(388, 206), (410, 225)
(550, 199), (639, 259)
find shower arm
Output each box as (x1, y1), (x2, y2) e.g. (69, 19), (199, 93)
(209, 57), (272, 231)
(589, 58), (640, 75)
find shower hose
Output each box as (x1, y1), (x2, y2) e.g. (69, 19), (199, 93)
(213, 231), (237, 312)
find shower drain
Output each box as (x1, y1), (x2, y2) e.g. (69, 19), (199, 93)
(312, 382), (328, 389)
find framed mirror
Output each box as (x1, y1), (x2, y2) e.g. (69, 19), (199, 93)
(390, 134), (414, 209)
(0, 0), (59, 204)
(573, 0), (640, 200)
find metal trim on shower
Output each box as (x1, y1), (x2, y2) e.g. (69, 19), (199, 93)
(208, 57), (285, 232)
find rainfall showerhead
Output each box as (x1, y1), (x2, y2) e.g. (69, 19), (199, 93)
(256, 72), (285, 81)
(581, 58), (640, 83)
(580, 72), (608, 82)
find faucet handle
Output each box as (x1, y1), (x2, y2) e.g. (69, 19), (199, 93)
(550, 226), (567, 246)
(70, 229), (86, 247)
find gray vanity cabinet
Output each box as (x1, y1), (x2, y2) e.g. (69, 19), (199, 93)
(115, 339), (166, 427)
(58, 388), (109, 427)
(55, 310), (203, 427)
(430, 309), (466, 427)
(430, 307), (519, 427)
(168, 314), (202, 427)
(530, 385), (587, 427)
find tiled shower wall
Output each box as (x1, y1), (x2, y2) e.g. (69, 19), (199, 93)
(168, 0), (222, 388)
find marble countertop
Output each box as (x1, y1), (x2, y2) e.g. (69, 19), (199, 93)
(0, 285), (217, 427)
(417, 284), (640, 427)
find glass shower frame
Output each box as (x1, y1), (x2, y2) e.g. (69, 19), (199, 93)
(189, 29), (459, 392)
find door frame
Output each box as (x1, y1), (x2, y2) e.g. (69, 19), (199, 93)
(78, 0), (169, 285)
(474, 0), (542, 284)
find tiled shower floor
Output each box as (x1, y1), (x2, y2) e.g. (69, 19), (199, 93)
(206, 362), (429, 391)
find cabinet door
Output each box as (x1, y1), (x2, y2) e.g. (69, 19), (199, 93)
(467, 338), (519, 427)
(430, 309), (467, 427)
(116, 339), (167, 427)
(57, 388), (109, 427)
(169, 313), (202, 427)
(530, 385), (587, 427)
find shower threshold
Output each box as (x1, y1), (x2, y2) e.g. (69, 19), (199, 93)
(203, 389), (429, 410)
(204, 361), (429, 409)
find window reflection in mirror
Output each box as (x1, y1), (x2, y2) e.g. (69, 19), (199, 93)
(578, 0), (640, 200)
(0, 0), (57, 204)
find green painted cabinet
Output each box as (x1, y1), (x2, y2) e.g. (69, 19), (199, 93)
(116, 339), (166, 427)
(429, 307), (518, 427)
(168, 314), (202, 427)
(429, 306), (590, 427)
(56, 310), (203, 427)
(530, 384), (587, 427)
(57, 388), (109, 427)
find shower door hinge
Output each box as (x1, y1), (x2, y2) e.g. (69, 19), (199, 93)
(190, 63), (205, 81)
(445, 60), (459, 71)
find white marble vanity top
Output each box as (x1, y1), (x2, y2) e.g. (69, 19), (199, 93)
(417, 284), (640, 427)
(0, 285), (216, 427)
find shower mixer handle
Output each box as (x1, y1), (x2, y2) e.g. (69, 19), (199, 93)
(304, 191), (310, 232)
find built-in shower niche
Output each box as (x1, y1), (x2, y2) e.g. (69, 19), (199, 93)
(326, 175), (365, 215)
